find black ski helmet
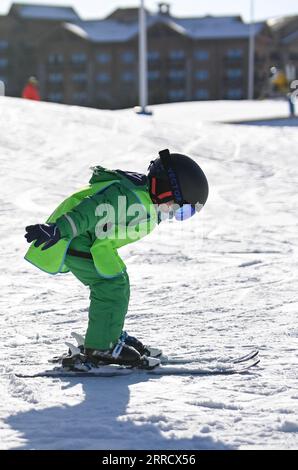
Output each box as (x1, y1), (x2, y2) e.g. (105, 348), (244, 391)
(148, 149), (209, 211)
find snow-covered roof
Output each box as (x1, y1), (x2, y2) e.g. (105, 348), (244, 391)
(65, 20), (139, 43)
(64, 15), (265, 43)
(267, 15), (298, 31)
(10, 3), (80, 21)
(174, 17), (265, 39)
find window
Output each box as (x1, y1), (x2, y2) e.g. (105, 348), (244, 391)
(195, 70), (209, 81)
(73, 91), (88, 102)
(48, 53), (64, 65)
(148, 51), (160, 61)
(71, 53), (87, 64)
(169, 50), (185, 60)
(194, 50), (209, 61)
(226, 49), (243, 59)
(168, 70), (186, 80)
(195, 89), (209, 100)
(270, 52), (281, 60)
(97, 91), (112, 102)
(0, 58), (8, 68)
(72, 73), (87, 83)
(122, 71), (135, 82)
(226, 69), (243, 79)
(48, 73), (63, 83)
(96, 52), (111, 64)
(96, 72), (110, 83)
(48, 92), (63, 102)
(226, 88), (243, 99)
(148, 70), (160, 80)
(168, 89), (185, 100)
(121, 51), (135, 64)
(0, 40), (8, 50)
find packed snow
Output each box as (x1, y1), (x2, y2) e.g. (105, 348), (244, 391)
(0, 97), (298, 450)
(148, 99), (291, 123)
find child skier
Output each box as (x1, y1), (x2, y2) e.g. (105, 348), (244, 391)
(24, 149), (209, 370)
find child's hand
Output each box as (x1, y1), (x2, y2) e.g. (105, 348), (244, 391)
(25, 224), (61, 250)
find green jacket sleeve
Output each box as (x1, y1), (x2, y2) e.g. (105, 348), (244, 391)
(56, 194), (99, 238)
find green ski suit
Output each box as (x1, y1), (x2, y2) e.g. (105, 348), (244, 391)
(25, 167), (158, 350)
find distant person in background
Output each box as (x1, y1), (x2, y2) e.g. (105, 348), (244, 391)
(270, 67), (289, 95)
(22, 76), (41, 101)
(269, 67), (296, 118)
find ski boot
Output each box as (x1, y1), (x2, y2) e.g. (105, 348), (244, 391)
(59, 340), (137, 371)
(85, 340), (160, 370)
(121, 331), (162, 358)
(66, 331), (162, 359)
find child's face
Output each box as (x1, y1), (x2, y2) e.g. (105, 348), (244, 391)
(158, 201), (175, 212)
(157, 200), (176, 221)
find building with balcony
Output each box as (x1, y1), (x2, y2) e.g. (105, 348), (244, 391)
(0, 2), (290, 108)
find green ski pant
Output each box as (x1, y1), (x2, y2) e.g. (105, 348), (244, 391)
(65, 254), (130, 350)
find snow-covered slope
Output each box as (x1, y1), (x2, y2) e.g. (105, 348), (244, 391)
(0, 97), (298, 450)
(148, 99), (291, 123)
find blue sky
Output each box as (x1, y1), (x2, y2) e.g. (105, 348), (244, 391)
(0, 0), (297, 22)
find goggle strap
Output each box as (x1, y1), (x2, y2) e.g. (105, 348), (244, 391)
(159, 149), (184, 206)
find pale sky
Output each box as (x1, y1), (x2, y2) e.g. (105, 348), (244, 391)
(0, 0), (297, 22)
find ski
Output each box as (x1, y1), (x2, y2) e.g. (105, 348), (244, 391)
(232, 349), (259, 364)
(50, 332), (259, 367)
(50, 334), (258, 367)
(14, 358), (260, 379)
(14, 349), (259, 371)
(160, 349), (259, 366)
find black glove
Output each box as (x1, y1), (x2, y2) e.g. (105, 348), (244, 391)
(25, 224), (61, 251)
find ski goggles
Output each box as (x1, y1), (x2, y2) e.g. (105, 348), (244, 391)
(174, 204), (196, 221)
(157, 203), (196, 223)
(173, 202), (204, 221)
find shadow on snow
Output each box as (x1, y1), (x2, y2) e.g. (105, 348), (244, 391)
(5, 374), (232, 450)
